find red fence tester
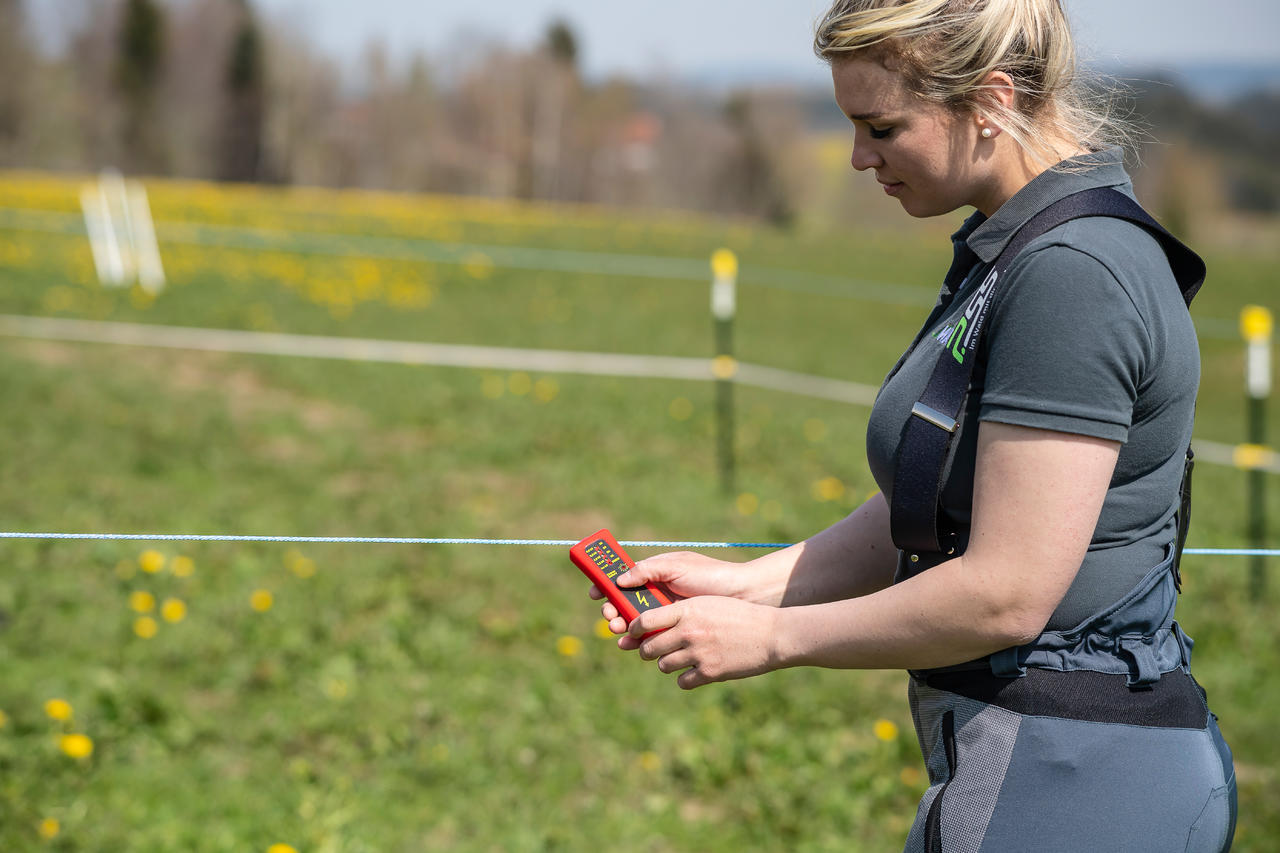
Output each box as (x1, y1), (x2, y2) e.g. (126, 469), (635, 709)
(570, 529), (671, 636)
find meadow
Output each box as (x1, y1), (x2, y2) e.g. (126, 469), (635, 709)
(0, 171), (1276, 851)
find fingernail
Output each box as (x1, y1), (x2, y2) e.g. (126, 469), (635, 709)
(616, 572), (629, 584)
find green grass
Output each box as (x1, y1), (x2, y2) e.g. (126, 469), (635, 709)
(0, 177), (1276, 851)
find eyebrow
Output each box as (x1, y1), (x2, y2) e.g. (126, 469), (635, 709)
(848, 111), (886, 122)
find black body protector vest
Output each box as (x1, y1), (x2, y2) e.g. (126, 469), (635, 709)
(889, 187), (1206, 586)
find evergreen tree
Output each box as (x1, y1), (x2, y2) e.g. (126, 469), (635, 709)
(115, 0), (167, 173)
(218, 0), (267, 182)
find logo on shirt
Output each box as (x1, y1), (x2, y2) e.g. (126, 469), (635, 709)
(932, 268), (999, 365)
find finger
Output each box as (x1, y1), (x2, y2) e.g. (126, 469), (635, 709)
(599, 600), (619, 622)
(608, 615), (627, 635)
(637, 629), (684, 662)
(677, 667), (708, 690)
(656, 649), (695, 674)
(627, 603), (682, 641)
(587, 584), (604, 600)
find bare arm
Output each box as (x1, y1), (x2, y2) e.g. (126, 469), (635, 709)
(772, 422), (1119, 670)
(740, 492), (899, 607)
(624, 422), (1120, 687)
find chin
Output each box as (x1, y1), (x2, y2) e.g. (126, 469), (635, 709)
(899, 194), (962, 219)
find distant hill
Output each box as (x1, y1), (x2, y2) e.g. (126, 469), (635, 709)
(1114, 61), (1280, 103)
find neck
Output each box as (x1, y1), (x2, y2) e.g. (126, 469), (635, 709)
(973, 137), (1090, 217)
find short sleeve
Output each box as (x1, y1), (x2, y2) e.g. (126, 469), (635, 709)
(978, 245), (1148, 442)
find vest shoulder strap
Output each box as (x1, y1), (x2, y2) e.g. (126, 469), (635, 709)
(890, 187), (1205, 556)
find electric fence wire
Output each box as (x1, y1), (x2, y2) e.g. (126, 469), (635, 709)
(0, 531), (1275, 556)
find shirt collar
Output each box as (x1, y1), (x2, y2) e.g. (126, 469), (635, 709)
(965, 147), (1131, 263)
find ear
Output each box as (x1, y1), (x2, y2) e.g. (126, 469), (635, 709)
(975, 70), (1017, 137)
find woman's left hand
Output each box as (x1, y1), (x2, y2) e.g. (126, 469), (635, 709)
(621, 596), (782, 690)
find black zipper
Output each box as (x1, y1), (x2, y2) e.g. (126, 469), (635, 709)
(925, 710), (958, 853)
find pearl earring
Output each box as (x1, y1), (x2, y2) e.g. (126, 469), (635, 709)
(981, 127), (993, 139)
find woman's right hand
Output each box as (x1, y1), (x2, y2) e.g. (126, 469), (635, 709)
(588, 550), (750, 636)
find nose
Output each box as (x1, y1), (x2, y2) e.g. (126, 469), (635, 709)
(850, 133), (882, 172)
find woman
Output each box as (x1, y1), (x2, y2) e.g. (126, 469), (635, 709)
(591, 1), (1237, 850)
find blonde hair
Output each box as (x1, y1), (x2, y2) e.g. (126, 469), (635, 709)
(814, 0), (1131, 167)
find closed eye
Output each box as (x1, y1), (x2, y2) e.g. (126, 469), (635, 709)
(869, 125), (893, 140)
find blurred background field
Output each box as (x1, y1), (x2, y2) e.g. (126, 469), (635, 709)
(1, 1), (1278, 851)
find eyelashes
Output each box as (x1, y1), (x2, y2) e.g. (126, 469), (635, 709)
(869, 126), (893, 140)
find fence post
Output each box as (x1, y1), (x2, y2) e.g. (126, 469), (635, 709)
(711, 249), (738, 495)
(1241, 305), (1273, 597)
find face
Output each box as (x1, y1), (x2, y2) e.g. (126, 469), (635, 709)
(831, 57), (988, 218)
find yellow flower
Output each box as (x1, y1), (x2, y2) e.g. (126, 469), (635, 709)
(267, 845), (299, 853)
(594, 619), (615, 640)
(481, 374), (505, 399)
(59, 733), (94, 759)
(735, 492), (759, 516)
(533, 378), (559, 403)
(171, 555), (195, 577)
(556, 635), (583, 657)
(0, 709), (9, 728)
(129, 590), (156, 613)
(161, 598), (187, 623)
(507, 372), (532, 396)
(139, 550), (166, 573)
(38, 817), (60, 840)
(873, 718), (900, 742)
(900, 765), (923, 787)
(250, 589), (274, 612)
(324, 678), (349, 700)
(668, 397), (694, 421)
(639, 751), (662, 772)
(803, 418), (829, 442)
(812, 476), (846, 502)
(44, 699), (73, 722)
(134, 616), (159, 639)
(284, 549), (316, 579)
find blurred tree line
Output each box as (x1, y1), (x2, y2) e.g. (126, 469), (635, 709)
(0, 0), (800, 224)
(0, 0), (1273, 229)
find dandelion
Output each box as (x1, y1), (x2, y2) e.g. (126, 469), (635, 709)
(161, 598), (187, 623)
(171, 555), (195, 577)
(129, 590), (156, 613)
(669, 397), (694, 421)
(44, 699), (73, 722)
(59, 733), (94, 759)
(0, 709), (9, 728)
(735, 492), (759, 516)
(267, 845), (299, 853)
(533, 378), (559, 403)
(284, 549), (316, 578)
(812, 476), (846, 502)
(507, 372), (532, 396)
(134, 617), (159, 639)
(639, 751), (662, 772)
(803, 418), (829, 443)
(594, 619), (614, 640)
(139, 550), (166, 574)
(874, 718), (900, 742)
(481, 374), (505, 399)
(38, 818), (60, 840)
(556, 635), (583, 657)
(250, 589), (274, 612)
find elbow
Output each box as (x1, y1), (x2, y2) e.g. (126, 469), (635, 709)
(995, 607), (1051, 648)
(970, 576), (1054, 648)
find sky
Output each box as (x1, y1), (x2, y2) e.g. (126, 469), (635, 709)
(244, 0), (1280, 87)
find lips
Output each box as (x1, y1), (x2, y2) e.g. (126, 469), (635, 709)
(879, 179), (904, 197)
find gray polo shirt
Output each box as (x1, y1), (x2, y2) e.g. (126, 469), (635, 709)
(866, 148), (1199, 631)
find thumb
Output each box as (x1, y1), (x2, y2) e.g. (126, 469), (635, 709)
(617, 552), (684, 588)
